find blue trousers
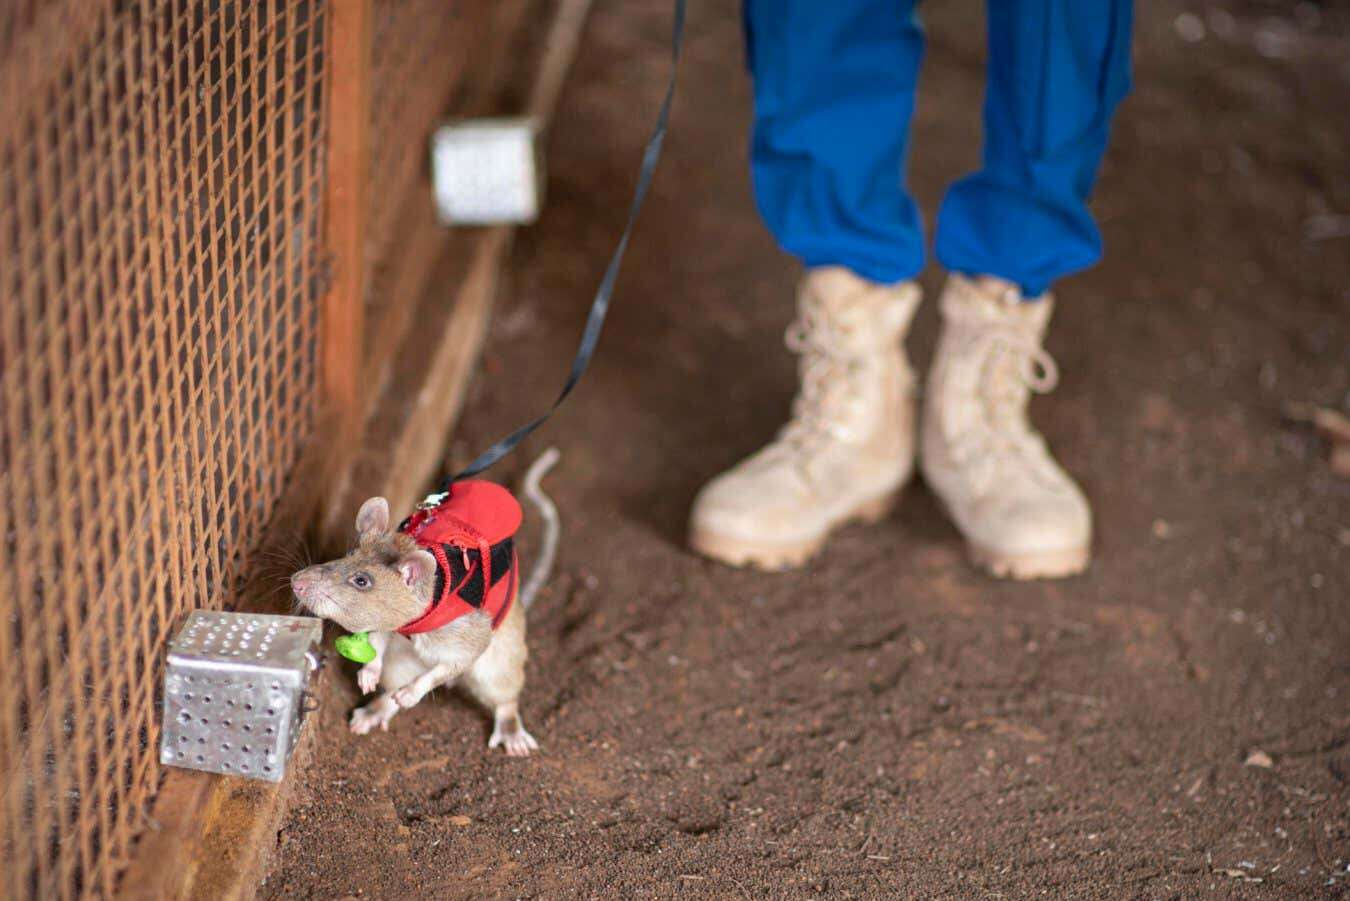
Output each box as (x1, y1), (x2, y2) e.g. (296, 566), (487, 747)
(744, 0), (1133, 297)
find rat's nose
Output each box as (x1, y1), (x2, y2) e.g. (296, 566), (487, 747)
(290, 572), (313, 596)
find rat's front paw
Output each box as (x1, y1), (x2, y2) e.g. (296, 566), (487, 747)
(391, 685), (424, 709)
(357, 662), (382, 694)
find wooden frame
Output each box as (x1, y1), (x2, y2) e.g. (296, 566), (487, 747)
(324, 0), (592, 532)
(116, 1), (590, 895)
(320, 0), (374, 485)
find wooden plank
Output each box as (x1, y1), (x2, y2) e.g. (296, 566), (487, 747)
(115, 1), (588, 895)
(116, 768), (217, 901)
(318, 0), (373, 494)
(323, 0), (593, 537)
(379, 226), (511, 516)
(358, 195), (449, 410)
(357, 0), (575, 432)
(526, 0), (594, 122)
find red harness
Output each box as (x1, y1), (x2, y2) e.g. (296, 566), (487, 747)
(396, 480), (523, 636)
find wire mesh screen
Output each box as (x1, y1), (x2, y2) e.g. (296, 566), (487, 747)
(0, 1), (327, 897)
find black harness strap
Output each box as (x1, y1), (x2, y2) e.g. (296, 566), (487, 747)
(447, 0), (687, 486)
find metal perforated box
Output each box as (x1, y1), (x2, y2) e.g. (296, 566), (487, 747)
(159, 612), (323, 782)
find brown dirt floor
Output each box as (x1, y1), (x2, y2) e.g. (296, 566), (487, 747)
(263, 0), (1350, 896)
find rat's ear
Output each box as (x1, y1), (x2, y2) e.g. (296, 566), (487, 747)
(355, 497), (390, 540)
(397, 549), (437, 589)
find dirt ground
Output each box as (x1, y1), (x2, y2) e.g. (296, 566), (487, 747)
(263, 0), (1349, 896)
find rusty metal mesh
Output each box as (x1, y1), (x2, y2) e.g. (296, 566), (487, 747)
(0, 1), (327, 897)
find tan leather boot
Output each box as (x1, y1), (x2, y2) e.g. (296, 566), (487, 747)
(921, 275), (1091, 579)
(689, 267), (920, 569)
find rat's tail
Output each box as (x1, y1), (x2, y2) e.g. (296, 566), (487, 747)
(519, 447), (561, 610)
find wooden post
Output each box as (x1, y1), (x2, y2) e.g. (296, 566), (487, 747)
(320, 0), (372, 496)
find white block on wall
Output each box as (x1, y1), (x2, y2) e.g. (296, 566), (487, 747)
(431, 117), (543, 225)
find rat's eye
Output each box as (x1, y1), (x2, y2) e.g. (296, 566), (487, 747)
(349, 572), (373, 590)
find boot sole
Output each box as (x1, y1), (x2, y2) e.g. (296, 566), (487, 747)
(688, 488), (902, 572)
(967, 541), (1090, 580)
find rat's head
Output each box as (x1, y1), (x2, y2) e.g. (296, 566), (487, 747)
(290, 497), (437, 633)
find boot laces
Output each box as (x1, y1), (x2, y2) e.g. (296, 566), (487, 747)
(946, 318), (1064, 491)
(769, 307), (867, 458)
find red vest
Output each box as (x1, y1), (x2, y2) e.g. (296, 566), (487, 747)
(396, 481), (522, 636)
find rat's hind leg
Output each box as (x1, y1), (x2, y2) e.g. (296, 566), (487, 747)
(461, 669), (537, 756)
(350, 638), (424, 734)
(486, 700), (538, 757)
(461, 617), (536, 756)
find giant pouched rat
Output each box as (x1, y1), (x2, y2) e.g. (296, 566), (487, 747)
(290, 449), (560, 756)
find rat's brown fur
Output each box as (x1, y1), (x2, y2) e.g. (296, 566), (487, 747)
(291, 452), (559, 757)
(293, 528), (433, 633)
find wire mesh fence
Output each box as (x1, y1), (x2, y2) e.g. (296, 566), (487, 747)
(0, 1), (328, 897)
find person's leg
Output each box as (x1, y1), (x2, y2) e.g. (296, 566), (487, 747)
(744, 0), (926, 284)
(922, 0), (1133, 580)
(689, 1), (927, 570)
(934, 0), (1133, 296)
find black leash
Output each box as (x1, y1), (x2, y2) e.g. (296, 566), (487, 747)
(448, 0), (687, 486)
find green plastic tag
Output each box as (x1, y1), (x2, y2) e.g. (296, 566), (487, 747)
(335, 631), (376, 664)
